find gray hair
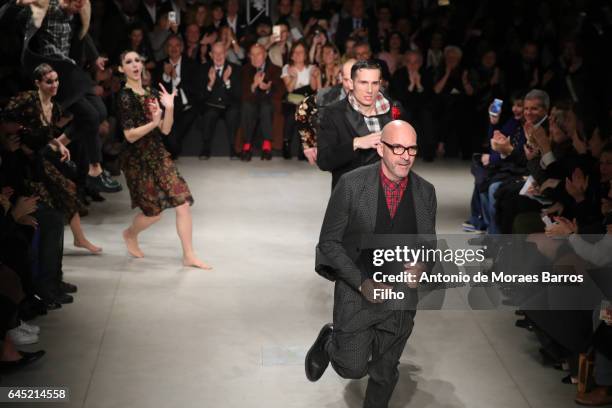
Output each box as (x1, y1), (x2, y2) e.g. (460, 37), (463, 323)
(443, 45), (462, 59)
(524, 89), (550, 111)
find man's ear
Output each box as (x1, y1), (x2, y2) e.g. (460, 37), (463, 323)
(376, 142), (384, 158)
(348, 78), (354, 91)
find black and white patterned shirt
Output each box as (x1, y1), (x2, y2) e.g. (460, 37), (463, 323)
(38, 0), (74, 61)
(347, 92), (390, 133)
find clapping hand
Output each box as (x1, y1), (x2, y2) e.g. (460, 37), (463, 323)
(545, 216), (577, 237)
(158, 83), (176, 110)
(148, 97), (163, 125)
(208, 67), (217, 86)
(222, 65), (232, 82)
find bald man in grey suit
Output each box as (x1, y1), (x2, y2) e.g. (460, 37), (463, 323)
(305, 121), (437, 408)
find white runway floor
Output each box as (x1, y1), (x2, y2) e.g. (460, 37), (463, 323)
(5, 158), (578, 408)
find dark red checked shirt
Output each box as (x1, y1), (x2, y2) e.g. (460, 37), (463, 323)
(380, 168), (408, 219)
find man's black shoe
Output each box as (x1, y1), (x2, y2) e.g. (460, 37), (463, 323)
(60, 281), (78, 294)
(282, 141), (292, 159)
(85, 187), (106, 202)
(241, 150), (252, 162)
(54, 291), (74, 304)
(86, 174), (122, 193)
(261, 150), (272, 161)
(0, 350), (45, 371)
(305, 323), (333, 382)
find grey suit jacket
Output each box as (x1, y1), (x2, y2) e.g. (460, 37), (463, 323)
(315, 162), (437, 329)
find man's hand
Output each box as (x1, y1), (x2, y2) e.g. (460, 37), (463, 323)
(222, 65), (232, 82)
(404, 262), (427, 289)
(17, 215), (38, 228)
(163, 62), (176, 79)
(545, 216), (576, 237)
(95, 57), (108, 72)
(303, 147), (317, 165)
(251, 71), (265, 91)
(208, 66), (216, 87)
(360, 279), (392, 304)
(530, 126), (551, 154)
(353, 132), (381, 150)
(491, 131), (513, 156)
(539, 178), (561, 193)
(259, 80), (271, 91)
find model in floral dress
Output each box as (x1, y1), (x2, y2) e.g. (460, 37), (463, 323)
(1, 63), (101, 253)
(117, 50), (211, 269)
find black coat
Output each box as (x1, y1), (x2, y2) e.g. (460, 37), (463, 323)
(317, 96), (394, 188)
(155, 57), (202, 111)
(200, 61), (241, 109)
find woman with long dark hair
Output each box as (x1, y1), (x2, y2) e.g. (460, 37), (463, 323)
(116, 51), (211, 270)
(1, 63), (100, 253)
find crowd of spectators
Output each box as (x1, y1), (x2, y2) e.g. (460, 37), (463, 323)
(0, 0), (611, 402)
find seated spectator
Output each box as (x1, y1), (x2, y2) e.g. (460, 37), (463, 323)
(319, 44), (341, 88)
(126, 24), (155, 71)
(155, 35), (202, 158)
(183, 23), (203, 63)
(188, 4), (212, 34)
(308, 26), (329, 65)
(199, 42), (241, 160)
(259, 22), (292, 68)
(281, 41), (321, 159)
(239, 44), (286, 161)
(219, 26), (245, 65)
(353, 41), (391, 85)
(378, 31), (408, 76)
(335, 0), (376, 54)
(149, 11), (178, 62)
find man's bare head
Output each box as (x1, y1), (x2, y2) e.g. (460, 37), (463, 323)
(377, 120), (418, 181)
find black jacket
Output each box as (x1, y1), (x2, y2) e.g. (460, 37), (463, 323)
(155, 57), (202, 111)
(317, 96), (394, 188)
(200, 61), (241, 109)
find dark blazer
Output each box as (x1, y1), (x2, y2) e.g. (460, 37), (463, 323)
(335, 16), (377, 53)
(317, 96), (394, 188)
(201, 61), (241, 108)
(240, 61), (286, 103)
(156, 57), (202, 111)
(224, 14), (248, 40)
(315, 162), (437, 329)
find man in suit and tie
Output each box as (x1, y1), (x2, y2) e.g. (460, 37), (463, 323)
(317, 60), (397, 189)
(305, 120), (437, 408)
(157, 34), (202, 158)
(199, 42), (241, 159)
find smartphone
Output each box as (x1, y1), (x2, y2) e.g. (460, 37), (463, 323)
(168, 11), (177, 25)
(489, 98), (503, 116)
(541, 215), (553, 227)
(272, 25), (281, 42)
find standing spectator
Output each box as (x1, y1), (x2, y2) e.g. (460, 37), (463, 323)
(240, 44), (286, 161)
(156, 35), (202, 158)
(281, 41), (321, 159)
(425, 31), (444, 70)
(199, 42), (241, 160)
(433, 45), (474, 159)
(391, 50), (435, 161)
(189, 4), (212, 33)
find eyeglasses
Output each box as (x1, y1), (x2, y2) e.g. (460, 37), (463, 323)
(381, 141), (418, 156)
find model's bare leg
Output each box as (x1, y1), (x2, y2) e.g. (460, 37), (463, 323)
(71, 213), (102, 253)
(122, 212), (161, 258)
(175, 202), (212, 269)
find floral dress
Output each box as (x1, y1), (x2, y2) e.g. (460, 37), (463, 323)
(0, 91), (86, 218)
(116, 87), (193, 217)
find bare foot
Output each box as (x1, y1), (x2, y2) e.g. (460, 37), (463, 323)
(183, 256), (212, 270)
(122, 229), (144, 258)
(74, 238), (102, 254)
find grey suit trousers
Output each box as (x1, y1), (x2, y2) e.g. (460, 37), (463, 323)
(326, 310), (415, 408)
